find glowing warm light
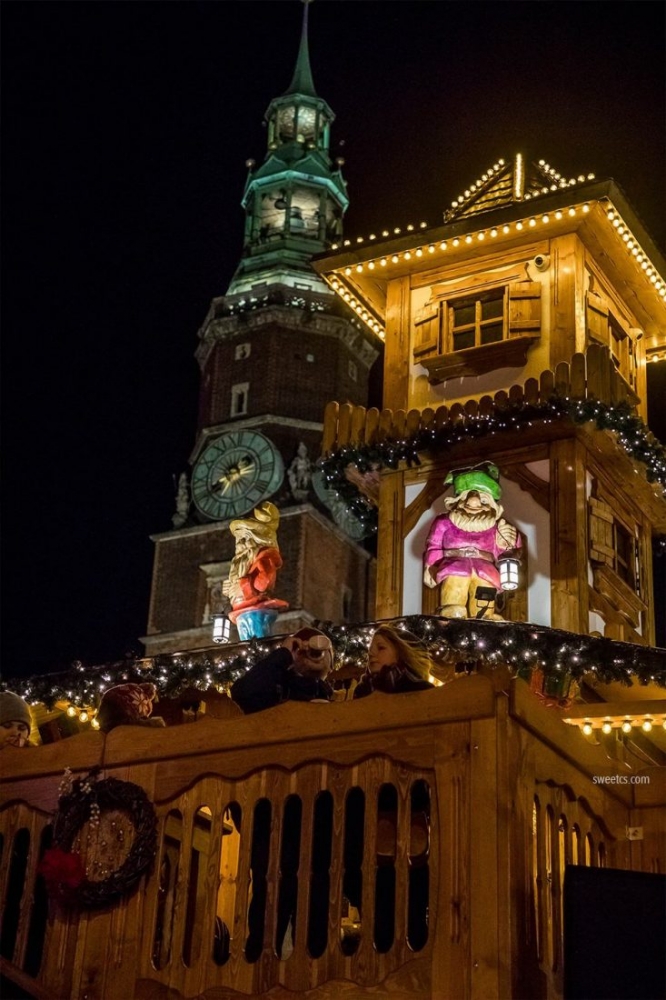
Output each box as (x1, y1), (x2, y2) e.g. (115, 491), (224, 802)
(601, 721), (613, 735)
(641, 719), (653, 733)
(621, 720), (632, 734)
(513, 152), (524, 200)
(499, 555), (520, 590)
(582, 722), (593, 736)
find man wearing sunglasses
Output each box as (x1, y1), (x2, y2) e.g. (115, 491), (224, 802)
(231, 627), (334, 715)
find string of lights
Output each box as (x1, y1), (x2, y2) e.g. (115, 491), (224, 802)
(2, 615), (664, 724)
(318, 397), (666, 534)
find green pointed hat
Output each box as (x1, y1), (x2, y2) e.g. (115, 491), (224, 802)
(444, 463), (501, 500)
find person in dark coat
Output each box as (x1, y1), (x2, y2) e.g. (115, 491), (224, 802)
(231, 627), (334, 714)
(353, 625), (434, 699)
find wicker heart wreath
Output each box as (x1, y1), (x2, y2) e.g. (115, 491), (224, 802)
(39, 768), (157, 908)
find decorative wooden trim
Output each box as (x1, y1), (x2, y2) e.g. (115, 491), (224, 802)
(501, 463), (550, 512)
(592, 563), (646, 628)
(419, 335), (538, 384)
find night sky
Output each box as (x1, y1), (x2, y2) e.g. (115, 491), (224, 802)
(3, 1), (665, 680)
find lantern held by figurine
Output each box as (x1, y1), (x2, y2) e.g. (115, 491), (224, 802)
(499, 551), (521, 591)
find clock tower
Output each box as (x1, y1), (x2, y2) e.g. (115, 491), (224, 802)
(143, 2), (380, 656)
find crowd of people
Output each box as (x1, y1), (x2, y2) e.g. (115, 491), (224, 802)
(0, 623), (442, 747)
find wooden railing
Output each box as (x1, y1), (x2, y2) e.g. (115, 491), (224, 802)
(1, 677), (659, 1000)
(0, 680), (494, 1000)
(323, 345), (639, 455)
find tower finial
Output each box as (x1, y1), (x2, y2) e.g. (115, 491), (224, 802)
(285, 0), (317, 97)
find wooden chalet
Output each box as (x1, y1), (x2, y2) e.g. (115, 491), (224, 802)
(1, 155), (665, 1000)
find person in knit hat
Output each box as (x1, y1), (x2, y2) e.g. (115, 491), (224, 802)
(96, 683), (166, 733)
(231, 627), (334, 714)
(0, 691), (34, 749)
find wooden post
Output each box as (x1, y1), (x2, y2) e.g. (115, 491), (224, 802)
(550, 438), (589, 632)
(383, 277), (411, 413)
(375, 469), (405, 618)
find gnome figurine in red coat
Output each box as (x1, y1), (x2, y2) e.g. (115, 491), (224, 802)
(223, 501), (289, 640)
(423, 463), (521, 620)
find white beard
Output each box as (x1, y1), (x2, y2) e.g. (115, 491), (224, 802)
(448, 507), (499, 533)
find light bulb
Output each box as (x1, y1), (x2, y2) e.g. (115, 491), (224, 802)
(621, 720), (632, 734)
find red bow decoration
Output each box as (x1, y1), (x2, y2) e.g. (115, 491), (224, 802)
(38, 846), (86, 898)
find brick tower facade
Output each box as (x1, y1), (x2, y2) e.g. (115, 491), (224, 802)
(143, 4), (380, 656)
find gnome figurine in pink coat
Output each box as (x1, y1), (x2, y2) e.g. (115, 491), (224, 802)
(423, 463), (521, 620)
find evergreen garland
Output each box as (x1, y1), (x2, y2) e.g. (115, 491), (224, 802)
(318, 397), (666, 534)
(3, 617), (665, 715)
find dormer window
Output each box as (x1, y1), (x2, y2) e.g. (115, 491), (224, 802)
(449, 289), (505, 350)
(414, 280), (542, 382)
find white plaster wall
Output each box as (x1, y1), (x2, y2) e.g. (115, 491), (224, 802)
(402, 460), (551, 625)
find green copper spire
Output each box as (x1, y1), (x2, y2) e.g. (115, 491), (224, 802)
(284, 0), (317, 98)
(226, 0), (347, 297)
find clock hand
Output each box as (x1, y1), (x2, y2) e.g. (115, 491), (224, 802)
(211, 461), (256, 493)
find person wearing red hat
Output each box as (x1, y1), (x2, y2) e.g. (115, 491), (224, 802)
(230, 627), (334, 714)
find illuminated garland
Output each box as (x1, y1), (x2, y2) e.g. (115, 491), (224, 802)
(318, 397), (666, 533)
(3, 618), (665, 722)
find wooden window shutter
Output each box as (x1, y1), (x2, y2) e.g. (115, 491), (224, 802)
(508, 282), (541, 336)
(588, 496), (614, 566)
(586, 291), (609, 344)
(413, 301), (441, 358)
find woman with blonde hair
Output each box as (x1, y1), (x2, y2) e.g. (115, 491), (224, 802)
(353, 624), (434, 699)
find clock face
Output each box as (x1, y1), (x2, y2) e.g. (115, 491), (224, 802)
(191, 430), (284, 521)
